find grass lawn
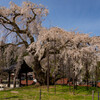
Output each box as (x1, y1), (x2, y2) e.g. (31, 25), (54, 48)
(0, 85), (100, 100)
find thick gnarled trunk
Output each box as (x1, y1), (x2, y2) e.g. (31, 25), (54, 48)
(33, 56), (55, 85)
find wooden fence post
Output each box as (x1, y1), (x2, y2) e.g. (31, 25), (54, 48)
(39, 89), (41, 100)
(98, 91), (99, 100)
(92, 90), (94, 100)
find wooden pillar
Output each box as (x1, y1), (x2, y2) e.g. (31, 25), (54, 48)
(47, 49), (50, 92)
(63, 64), (64, 85)
(19, 73), (21, 87)
(26, 72), (28, 86)
(54, 40), (56, 94)
(8, 72), (11, 87)
(86, 63), (89, 90)
(13, 77), (16, 88)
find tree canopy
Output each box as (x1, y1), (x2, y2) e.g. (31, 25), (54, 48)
(0, 1), (100, 86)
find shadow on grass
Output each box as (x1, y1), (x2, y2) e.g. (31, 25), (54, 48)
(0, 96), (18, 100)
(76, 86), (97, 95)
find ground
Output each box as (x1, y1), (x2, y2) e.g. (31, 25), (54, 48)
(0, 85), (99, 100)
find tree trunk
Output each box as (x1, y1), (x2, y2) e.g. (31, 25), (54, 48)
(33, 55), (56, 85)
(13, 59), (23, 88)
(33, 56), (47, 85)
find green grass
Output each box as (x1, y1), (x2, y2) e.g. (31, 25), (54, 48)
(0, 85), (100, 100)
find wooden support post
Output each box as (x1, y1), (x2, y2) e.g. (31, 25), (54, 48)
(19, 73), (21, 87)
(92, 75), (93, 87)
(86, 63), (89, 90)
(54, 40), (56, 94)
(26, 72), (28, 86)
(63, 64), (64, 85)
(73, 77), (75, 95)
(47, 49), (50, 92)
(73, 68), (75, 95)
(13, 77), (16, 88)
(8, 72), (11, 87)
(68, 61), (71, 91)
(96, 66), (98, 91)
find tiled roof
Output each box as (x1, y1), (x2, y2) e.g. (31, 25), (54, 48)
(56, 78), (68, 85)
(21, 80), (34, 85)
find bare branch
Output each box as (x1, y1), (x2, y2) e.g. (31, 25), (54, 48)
(1, 23), (14, 32)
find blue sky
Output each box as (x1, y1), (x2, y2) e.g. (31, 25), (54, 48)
(0, 0), (100, 36)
